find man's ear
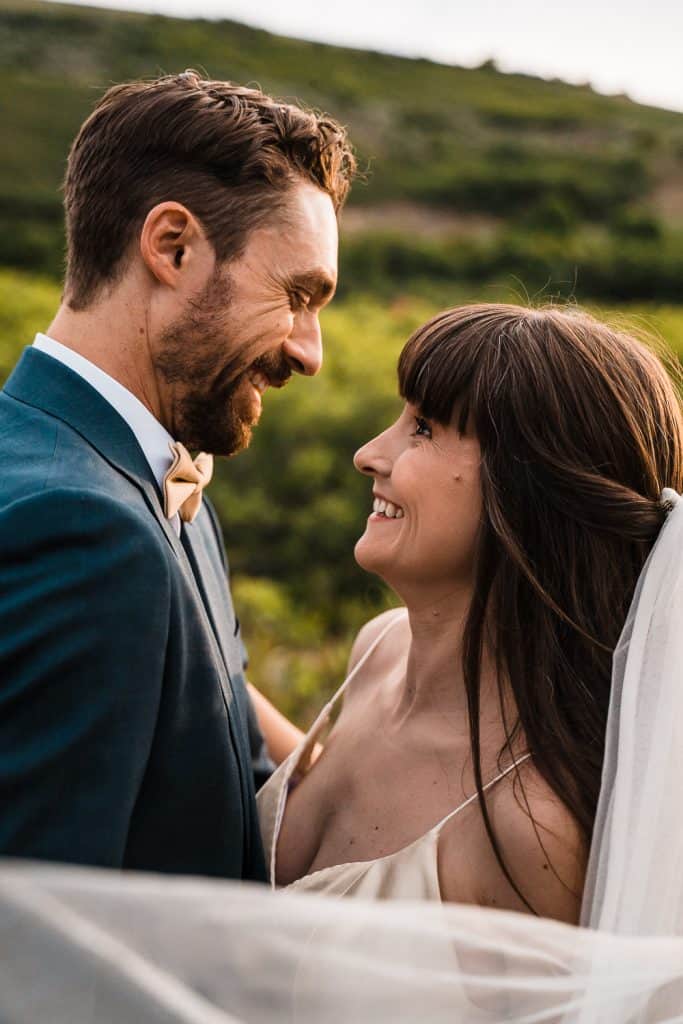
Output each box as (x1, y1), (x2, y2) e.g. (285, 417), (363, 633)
(139, 202), (208, 287)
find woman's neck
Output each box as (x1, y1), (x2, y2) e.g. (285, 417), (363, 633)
(393, 586), (517, 746)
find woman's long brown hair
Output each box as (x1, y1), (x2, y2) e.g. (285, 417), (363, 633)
(398, 304), (683, 912)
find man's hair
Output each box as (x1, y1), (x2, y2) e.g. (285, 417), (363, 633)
(63, 71), (356, 310)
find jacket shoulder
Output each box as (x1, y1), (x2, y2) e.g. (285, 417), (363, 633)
(0, 486), (170, 566)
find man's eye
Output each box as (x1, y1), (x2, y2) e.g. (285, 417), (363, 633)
(290, 291), (310, 310)
(412, 416), (432, 439)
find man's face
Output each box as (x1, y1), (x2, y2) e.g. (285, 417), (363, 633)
(156, 181), (338, 455)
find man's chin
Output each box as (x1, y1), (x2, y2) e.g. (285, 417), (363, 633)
(219, 377), (265, 455)
(175, 384), (261, 456)
(224, 427), (254, 457)
(213, 415), (259, 458)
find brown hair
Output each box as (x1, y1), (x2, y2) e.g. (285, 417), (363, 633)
(63, 70), (356, 309)
(398, 303), (683, 911)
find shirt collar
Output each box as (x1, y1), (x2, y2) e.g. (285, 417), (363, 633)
(32, 333), (176, 498)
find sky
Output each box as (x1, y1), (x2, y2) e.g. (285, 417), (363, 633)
(45, 0), (683, 114)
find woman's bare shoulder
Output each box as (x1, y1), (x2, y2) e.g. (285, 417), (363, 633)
(346, 607), (410, 676)
(440, 760), (588, 924)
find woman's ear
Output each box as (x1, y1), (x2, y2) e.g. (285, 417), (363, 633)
(139, 202), (206, 287)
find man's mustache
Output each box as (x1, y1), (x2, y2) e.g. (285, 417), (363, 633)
(214, 348), (292, 397)
(249, 349), (292, 389)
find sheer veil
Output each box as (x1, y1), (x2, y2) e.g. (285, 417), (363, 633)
(580, 487), (683, 936)
(1, 493), (682, 1023)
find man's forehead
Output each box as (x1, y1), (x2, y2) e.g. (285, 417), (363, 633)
(245, 183), (338, 293)
(285, 178), (336, 219)
(283, 184), (338, 244)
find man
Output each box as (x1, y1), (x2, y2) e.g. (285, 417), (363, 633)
(0, 71), (355, 880)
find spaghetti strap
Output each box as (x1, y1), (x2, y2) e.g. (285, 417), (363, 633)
(306, 608), (409, 739)
(431, 752), (533, 835)
(265, 608), (409, 886)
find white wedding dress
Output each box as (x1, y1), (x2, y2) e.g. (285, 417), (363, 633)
(258, 610), (532, 901)
(0, 492), (682, 1022)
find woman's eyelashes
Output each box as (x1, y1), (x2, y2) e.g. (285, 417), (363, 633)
(411, 415), (433, 439)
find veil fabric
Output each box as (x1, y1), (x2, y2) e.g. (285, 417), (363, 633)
(1, 492), (682, 1024)
(580, 488), (683, 936)
(1, 862), (682, 1023)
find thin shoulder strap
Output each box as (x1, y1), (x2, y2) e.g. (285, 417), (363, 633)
(285, 609), (409, 772)
(268, 609), (409, 886)
(432, 753), (533, 835)
(309, 606), (411, 737)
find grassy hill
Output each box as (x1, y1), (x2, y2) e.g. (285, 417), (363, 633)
(3, 5), (683, 716)
(2, 0), (683, 300)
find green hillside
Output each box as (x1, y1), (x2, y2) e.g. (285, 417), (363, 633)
(2, 0), (683, 300)
(3, 2), (683, 719)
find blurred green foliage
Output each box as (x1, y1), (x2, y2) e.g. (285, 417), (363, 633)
(338, 227), (683, 303)
(2, 0), (683, 299)
(3, 1), (683, 722)
(2, 269), (683, 724)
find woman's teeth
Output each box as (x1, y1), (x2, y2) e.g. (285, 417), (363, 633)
(372, 498), (404, 519)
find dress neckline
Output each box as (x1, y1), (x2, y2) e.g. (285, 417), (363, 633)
(281, 753), (532, 892)
(268, 609), (532, 892)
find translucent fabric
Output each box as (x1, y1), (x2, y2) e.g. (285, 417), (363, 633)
(0, 492), (682, 1024)
(1, 861), (683, 1024)
(580, 488), (683, 937)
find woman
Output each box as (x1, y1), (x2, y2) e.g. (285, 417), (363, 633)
(256, 303), (683, 924)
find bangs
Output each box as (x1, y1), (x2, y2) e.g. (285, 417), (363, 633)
(397, 308), (485, 434)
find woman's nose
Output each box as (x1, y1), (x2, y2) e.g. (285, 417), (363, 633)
(354, 435), (392, 478)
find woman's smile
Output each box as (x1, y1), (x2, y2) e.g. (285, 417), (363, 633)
(370, 492), (405, 521)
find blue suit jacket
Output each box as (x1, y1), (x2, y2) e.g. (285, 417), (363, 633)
(0, 347), (268, 881)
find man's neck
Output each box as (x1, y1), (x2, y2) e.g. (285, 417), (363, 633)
(47, 299), (163, 425)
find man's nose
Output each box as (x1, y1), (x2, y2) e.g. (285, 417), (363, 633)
(283, 312), (323, 377)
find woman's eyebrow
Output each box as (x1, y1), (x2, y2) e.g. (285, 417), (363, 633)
(285, 269), (336, 303)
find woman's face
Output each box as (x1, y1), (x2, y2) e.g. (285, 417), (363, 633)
(353, 404), (482, 601)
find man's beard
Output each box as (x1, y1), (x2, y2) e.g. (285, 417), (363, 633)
(155, 270), (291, 456)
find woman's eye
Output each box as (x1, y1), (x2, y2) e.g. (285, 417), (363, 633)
(412, 416), (432, 439)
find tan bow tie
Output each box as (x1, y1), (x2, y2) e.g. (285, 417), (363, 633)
(163, 442), (214, 524)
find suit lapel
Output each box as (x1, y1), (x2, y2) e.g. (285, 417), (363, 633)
(4, 348), (244, 691)
(3, 350), (243, 712)
(180, 515), (251, 741)
(6, 346), (259, 858)
(181, 514), (238, 666)
(3, 347), (186, 557)
(181, 514), (255, 838)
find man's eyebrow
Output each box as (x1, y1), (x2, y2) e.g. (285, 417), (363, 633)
(285, 269), (336, 303)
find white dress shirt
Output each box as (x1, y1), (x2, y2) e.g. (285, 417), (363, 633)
(33, 332), (182, 535)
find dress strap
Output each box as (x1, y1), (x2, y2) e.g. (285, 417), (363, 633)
(268, 609), (409, 887)
(305, 608), (409, 744)
(431, 752), (533, 835)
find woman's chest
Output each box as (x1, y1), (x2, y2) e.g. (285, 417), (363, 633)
(273, 722), (477, 887)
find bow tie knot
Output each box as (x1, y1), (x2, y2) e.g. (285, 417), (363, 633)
(163, 442), (214, 524)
